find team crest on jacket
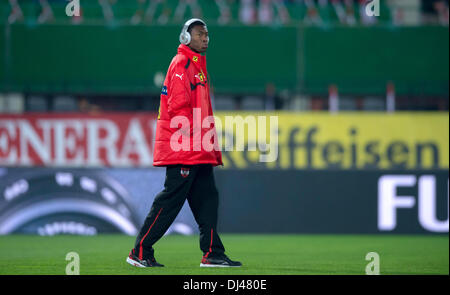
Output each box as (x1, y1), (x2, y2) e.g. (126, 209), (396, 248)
(180, 167), (190, 178)
(161, 85), (167, 95)
(195, 72), (205, 82)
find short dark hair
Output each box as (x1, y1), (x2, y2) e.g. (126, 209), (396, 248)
(187, 21), (206, 33)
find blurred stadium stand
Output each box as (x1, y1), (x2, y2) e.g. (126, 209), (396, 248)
(2, 0), (448, 27)
(0, 0), (448, 113)
(2, 0), (395, 26)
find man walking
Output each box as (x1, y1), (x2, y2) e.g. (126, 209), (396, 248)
(127, 18), (242, 268)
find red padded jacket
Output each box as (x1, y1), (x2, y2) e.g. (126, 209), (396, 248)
(153, 44), (223, 167)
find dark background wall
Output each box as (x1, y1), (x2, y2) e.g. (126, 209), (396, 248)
(215, 169), (449, 234)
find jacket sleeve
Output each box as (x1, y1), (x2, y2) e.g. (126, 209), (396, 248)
(167, 63), (192, 119)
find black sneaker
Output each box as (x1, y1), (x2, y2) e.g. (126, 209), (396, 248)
(126, 251), (164, 268)
(200, 255), (242, 267)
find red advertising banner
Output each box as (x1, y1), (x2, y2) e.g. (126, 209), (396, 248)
(0, 113), (158, 167)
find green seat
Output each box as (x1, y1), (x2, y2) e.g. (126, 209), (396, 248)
(112, 1), (141, 21)
(0, 1), (8, 22)
(286, 2), (307, 23)
(198, 0), (220, 24)
(47, 2), (68, 22)
(80, 2), (104, 22)
(19, 1), (40, 23)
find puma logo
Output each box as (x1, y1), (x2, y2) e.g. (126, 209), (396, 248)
(175, 73), (184, 80)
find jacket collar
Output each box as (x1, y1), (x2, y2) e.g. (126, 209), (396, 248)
(178, 44), (206, 70)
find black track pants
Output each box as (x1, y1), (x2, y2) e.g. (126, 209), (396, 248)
(133, 164), (225, 260)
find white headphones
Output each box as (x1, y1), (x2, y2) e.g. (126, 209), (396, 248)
(179, 18), (209, 45)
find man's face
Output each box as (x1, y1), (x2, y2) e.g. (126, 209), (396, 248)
(189, 25), (209, 54)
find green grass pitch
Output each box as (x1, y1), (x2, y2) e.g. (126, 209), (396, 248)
(0, 234), (447, 275)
